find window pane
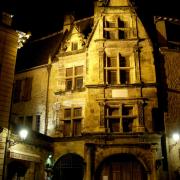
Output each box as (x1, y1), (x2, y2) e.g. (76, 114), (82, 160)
(108, 70), (117, 85)
(109, 107), (119, 116)
(73, 108), (82, 117)
(63, 121), (71, 136)
(122, 106), (133, 115)
(25, 116), (33, 129)
(122, 118), (133, 132)
(119, 30), (125, 39)
(120, 70), (129, 84)
(66, 79), (72, 90)
(64, 109), (71, 118)
(66, 68), (73, 77)
(107, 21), (116, 28)
(118, 19), (125, 28)
(107, 57), (117, 67)
(71, 42), (78, 51)
(15, 116), (24, 125)
(75, 66), (83, 75)
(120, 56), (130, 67)
(73, 119), (81, 136)
(75, 77), (83, 89)
(36, 115), (40, 132)
(109, 118), (119, 132)
(108, 31), (116, 39)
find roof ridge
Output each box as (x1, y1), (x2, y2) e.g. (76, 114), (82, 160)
(74, 16), (94, 24)
(31, 30), (64, 43)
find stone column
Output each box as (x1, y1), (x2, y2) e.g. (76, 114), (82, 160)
(85, 144), (95, 180)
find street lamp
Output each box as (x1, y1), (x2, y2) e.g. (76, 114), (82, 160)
(169, 132), (180, 151)
(19, 128), (28, 141)
(2, 128), (29, 179)
(7, 128), (29, 147)
(172, 133), (180, 142)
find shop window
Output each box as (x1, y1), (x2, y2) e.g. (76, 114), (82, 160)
(65, 66), (83, 91)
(13, 78), (32, 103)
(104, 55), (133, 85)
(62, 107), (82, 137)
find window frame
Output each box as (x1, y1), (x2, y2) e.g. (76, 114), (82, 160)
(13, 78), (32, 103)
(62, 107), (82, 137)
(65, 66), (83, 91)
(104, 54), (134, 85)
(71, 42), (78, 51)
(104, 17), (128, 40)
(105, 104), (136, 133)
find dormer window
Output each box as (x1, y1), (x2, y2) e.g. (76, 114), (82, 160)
(71, 42), (78, 51)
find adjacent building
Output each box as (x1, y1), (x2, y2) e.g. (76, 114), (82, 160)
(0, 12), (18, 179)
(155, 16), (180, 180)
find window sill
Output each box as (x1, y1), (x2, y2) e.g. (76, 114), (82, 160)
(54, 87), (86, 95)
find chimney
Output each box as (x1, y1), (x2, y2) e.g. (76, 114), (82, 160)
(1, 12), (13, 26)
(154, 17), (168, 47)
(63, 14), (75, 33)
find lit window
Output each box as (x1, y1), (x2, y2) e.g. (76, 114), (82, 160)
(62, 107), (82, 137)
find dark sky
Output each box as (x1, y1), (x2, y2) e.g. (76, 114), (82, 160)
(1, 0), (179, 39)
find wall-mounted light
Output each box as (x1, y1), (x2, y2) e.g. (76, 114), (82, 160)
(169, 133), (180, 152)
(8, 128), (29, 147)
(19, 129), (28, 140)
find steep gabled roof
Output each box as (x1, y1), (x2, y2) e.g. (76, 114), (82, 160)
(15, 31), (64, 72)
(74, 16), (94, 38)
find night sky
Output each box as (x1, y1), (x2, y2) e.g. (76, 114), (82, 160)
(1, 0), (179, 39)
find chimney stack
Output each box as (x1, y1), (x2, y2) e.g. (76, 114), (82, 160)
(1, 12), (13, 26)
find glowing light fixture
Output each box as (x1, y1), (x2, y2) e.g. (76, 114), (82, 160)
(169, 132), (180, 152)
(172, 133), (180, 142)
(19, 129), (28, 140)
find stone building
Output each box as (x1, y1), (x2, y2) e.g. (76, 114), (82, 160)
(0, 11), (52, 180)
(155, 16), (180, 180)
(0, 12), (19, 179)
(11, 0), (171, 179)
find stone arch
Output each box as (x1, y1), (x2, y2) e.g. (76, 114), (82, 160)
(95, 147), (152, 172)
(53, 153), (85, 180)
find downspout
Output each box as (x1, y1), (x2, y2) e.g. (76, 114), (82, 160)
(45, 56), (52, 135)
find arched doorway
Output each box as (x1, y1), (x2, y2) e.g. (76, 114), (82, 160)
(7, 160), (28, 180)
(95, 154), (147, 180)
(53, 153), (85, 180)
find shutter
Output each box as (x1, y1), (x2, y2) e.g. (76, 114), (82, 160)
(22, 78), (32, 101)
(13, 80), (22, 102)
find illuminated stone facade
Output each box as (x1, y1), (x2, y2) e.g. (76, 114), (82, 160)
(0, 12), (18, 179)
(11, 0), (170, 180)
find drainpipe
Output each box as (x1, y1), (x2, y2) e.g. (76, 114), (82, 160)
(45, 56), (52, 135)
